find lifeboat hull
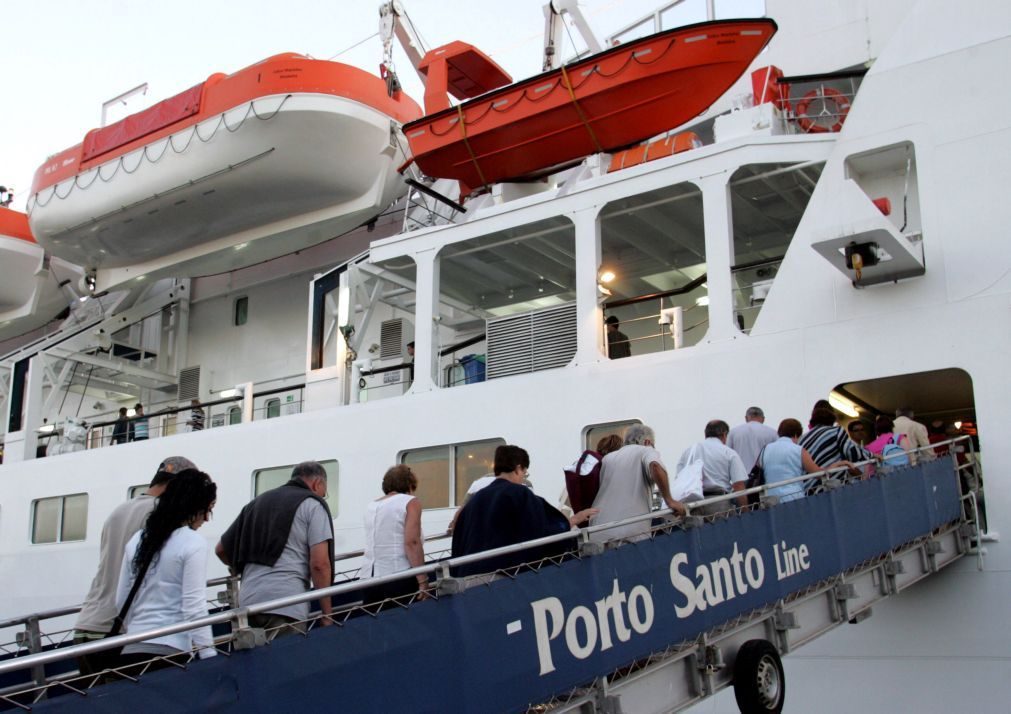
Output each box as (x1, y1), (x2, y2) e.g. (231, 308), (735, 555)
(0, 207), (80, 342)
(28, 55), (421, 279)
(404, 19), (777, 190)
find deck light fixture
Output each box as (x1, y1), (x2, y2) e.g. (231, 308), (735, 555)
(828, 391), (860, 418)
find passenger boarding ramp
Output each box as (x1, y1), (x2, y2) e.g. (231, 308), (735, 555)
(0, 442), (983, 713)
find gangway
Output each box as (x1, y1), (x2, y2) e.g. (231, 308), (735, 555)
(0, 441), (983, 713)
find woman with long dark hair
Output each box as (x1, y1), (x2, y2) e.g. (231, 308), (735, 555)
(114, 469), (218, 669)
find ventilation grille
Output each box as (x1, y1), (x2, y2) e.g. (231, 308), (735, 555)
(380, 319), (405, 360)
(486, 303), (576, 380)
(177, 366), (201, 401)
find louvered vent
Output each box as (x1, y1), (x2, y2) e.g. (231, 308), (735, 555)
(486, 303), (576, 380)
(177, 366), (201, 401)
(380, 319), (405, 360)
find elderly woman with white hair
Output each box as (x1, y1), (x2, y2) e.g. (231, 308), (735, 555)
(589, 424), (685, 544)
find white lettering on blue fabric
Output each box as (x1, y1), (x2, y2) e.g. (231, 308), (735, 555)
(773, 540), (811, 580)
(669, 542), (766, 618)
(530, 578), (653, 675)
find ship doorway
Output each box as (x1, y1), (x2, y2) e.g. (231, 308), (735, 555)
(829, 367), (984, 527)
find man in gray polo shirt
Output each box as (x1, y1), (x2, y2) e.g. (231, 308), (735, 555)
(216, 461), (334, 638)
(727, 406), (777, 471)
(73, 455), (196, 674)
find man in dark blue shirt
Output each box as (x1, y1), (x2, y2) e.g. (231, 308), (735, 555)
(451, 445), (595, 577)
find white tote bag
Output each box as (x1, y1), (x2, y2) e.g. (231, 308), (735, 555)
(671, 444), (705, 503)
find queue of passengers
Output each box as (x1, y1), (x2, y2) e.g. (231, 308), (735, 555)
(69, 403), (943, 677)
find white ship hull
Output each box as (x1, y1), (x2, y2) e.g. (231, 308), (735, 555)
(1, 1), (1009, 711)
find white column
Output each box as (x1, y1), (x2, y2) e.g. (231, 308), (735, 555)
(573, 207), (604, 365)
(700, 172), (742, 342)
(410, 247), (439, 393)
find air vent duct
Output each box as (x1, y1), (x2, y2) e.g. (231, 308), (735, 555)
(486, 303), (576, 380)
(177, 366), (201, 401)
(379, 318), (414, 360)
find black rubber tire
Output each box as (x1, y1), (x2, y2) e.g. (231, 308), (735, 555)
(733, 639), (785, 713)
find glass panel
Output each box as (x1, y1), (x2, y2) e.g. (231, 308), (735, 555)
(61, 494), (89, 541)
(454, 439), (505, 506)
(730, 163), (825, 332)
(128, 485), (148, 499)
(234, 296), (248, 326)
(439, 217), (575, 319)
(266, 399), (281, 419)
(252, 461), (338, 513)
(32, 498), (60, 544)
(585, 420), (642, 451)
(228, 406), (242, 425)
(601, 182), (707, 356)
(403, 446), (450, 510)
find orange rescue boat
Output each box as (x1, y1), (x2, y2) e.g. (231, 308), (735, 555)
(404, 19), (777, 193)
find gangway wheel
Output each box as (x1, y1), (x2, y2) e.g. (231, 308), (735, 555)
(733, 639), (785, 713)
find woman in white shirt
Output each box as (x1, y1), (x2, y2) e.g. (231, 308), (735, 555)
(360, 465), (427, 609)
(115, 469), (218, 672)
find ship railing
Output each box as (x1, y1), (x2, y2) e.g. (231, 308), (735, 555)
(440, 333), (487, 388)
(602, 256), (784, 356)
(0, 439), (979, 705)
(779, 69), (865, 136)
(0, 527), (453, 671)
(74, 383), (305, 451)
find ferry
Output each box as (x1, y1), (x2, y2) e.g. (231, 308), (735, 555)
(0, 1), (1006, 712)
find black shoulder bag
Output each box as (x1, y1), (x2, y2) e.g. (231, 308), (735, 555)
(90, 556), (154, 672)
(746, 446), (767, 506)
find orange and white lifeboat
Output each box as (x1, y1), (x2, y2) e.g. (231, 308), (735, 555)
(28, 54), (422, 282)
(0, 206), (82, 342)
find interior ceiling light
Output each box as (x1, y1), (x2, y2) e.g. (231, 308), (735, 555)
(828, 391), (860, 418)
(598, 267), (616, 283)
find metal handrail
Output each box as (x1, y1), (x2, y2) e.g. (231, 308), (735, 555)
(0, 438), (974, 679)
(0, 530), (451, 639)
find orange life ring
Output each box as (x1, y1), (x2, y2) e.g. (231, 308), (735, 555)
(795, 87), (851, 133)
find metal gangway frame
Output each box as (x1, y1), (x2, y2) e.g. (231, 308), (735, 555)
(0, 439), (984, 713)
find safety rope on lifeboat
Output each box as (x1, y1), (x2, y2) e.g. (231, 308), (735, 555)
(560, 64), (604, 155)
(455, 103), (490, 193)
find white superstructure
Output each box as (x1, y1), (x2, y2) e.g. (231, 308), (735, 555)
(1, 1), (1008, 711)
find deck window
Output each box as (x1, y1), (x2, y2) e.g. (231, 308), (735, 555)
(438, 217), (576, 385)
(730, 162), (824, 332)
(31, 493), (88, 544)
(401, 438), (505, 510)
(265, 399), (281, 419)
(252, 460), (338, 514)
(583, 420), (643, 451)
(600, 182), (707, 356)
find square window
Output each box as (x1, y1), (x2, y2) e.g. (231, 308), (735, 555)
(252, 461), (338, 514)
(31, 494), (88, 544)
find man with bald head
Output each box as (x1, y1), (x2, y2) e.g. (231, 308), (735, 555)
(73, 456), (196, 674)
